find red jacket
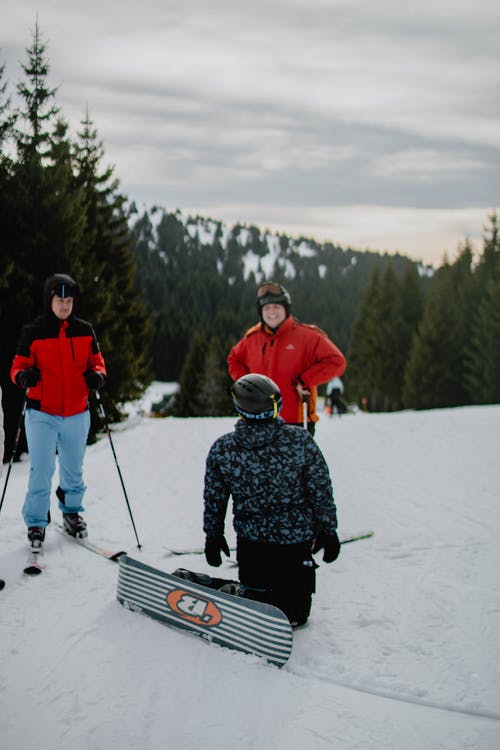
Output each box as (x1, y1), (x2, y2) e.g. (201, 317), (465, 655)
(11, 313), (106, 417)
(228, 316), (346, 424)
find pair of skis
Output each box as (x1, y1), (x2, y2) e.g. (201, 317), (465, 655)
(23, 523), (126, 576)
(164, 530), (374, 557)
(19, 526), (373, 668)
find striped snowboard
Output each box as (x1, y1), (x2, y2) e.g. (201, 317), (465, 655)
(117, 555), (293, 667)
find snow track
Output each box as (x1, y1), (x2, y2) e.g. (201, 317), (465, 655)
(1, 402), (499, 749)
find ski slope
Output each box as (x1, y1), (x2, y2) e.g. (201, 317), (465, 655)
(0, 393), (499, 750)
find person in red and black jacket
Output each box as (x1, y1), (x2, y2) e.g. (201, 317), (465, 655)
(10, 273), (106, 549)
(228, 281), (346, 437)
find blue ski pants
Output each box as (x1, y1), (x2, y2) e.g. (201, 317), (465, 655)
(22, 408), (91, 528)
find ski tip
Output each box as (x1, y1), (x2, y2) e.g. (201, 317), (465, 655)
(0, 579), (5, 590)
(339, 530), (374, 544)
(110, 551), (127, 562)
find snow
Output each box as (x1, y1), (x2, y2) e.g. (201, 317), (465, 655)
(1, 395), (499, 750)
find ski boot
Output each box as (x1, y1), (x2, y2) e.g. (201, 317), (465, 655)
(218, 581), (247, 597)
(27, 526), (45, 551)
(172, 568), (215, 586)
(172, 568), (240, 591)
(62, 513), (88, 539)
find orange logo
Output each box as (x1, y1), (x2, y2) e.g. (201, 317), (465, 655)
(166, 589), (222, 626)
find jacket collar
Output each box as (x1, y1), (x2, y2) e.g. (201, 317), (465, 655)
(261, 315), (295, 337)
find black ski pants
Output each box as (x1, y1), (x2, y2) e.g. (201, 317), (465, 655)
(236, 538), (317, 626)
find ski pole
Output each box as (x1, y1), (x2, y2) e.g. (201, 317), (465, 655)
(302, 395), (308, 430)
(0, 393), (27, 518)
(94, 391), (142, 550)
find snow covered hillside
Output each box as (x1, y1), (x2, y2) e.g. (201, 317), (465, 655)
(0, 397), (499, 750)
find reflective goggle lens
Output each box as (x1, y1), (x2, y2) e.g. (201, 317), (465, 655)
(257, 283), (282, 297)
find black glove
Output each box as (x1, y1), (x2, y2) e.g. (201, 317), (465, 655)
(204, 535), (230, 567)
(83, 370), (104, 389)
(312, 531), (341, 563)
(15, 367), (41, 388)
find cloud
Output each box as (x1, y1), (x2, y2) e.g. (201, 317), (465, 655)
(1, 0), (499, 265)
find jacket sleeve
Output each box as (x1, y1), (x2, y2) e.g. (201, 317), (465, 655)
(303, 439), (338, 535)
(203, 443), (231, 537)
(298, 328), (346, 388)
(10, 325), (35, 386)
(227, 338), (251, 381)
(86, 326), (107, 376)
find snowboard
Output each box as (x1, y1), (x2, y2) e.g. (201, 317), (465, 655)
(116, 555), (293, 667)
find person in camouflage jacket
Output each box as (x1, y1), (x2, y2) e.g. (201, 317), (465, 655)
(203, 373), (340, 627)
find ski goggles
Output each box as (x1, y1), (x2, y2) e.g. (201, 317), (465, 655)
(257, 281), (290, 309)
(50, 283), (78, 299)
(257, 282), (282, 298)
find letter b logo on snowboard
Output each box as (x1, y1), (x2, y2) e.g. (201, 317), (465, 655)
(166, 589), (222, 626)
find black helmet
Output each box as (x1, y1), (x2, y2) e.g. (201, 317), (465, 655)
(231, 374), (282, 422)
(44, 273), (80, 311)
(256, 281), (291, 317)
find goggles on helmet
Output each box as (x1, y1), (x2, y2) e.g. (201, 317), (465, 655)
(51, 283), (77, 299)
(257, 282), (282, 298)
(256, 281), (291, 312)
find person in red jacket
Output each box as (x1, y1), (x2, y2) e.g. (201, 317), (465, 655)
(11, 273), (106, 550)
(227, 281), (346, 436)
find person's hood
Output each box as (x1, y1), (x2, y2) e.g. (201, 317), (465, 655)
(232, 417), (283, 450)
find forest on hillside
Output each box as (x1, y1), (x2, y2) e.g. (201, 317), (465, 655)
(0, 25), (152, 459)
(1, 24), (499, 459)
(129, 208), (500, 416)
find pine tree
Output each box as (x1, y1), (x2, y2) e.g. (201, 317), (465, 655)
(347, 266), (383, 410)
(0, 59), (16, 149)
(347, 260), (425, 411)
(72, 111), (153, 421)
(173, 330), (209, 416)
(467, 278), (500, 403)
(0, 24), (88, 458)
(0, 25), (153, 457)
(197, 337), (233, 416)
(394, 262), (424, 402)
(403, 245), (474, 409)
(0, 56), (16, 287)
(465, 213), (500, 403)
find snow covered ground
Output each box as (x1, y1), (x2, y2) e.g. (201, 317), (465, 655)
(1, 390), (499, 750)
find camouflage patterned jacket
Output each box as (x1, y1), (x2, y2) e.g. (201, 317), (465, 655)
(203, 418), (338, 544)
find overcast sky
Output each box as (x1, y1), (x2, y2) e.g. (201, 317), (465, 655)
(2, 0), (499, 266)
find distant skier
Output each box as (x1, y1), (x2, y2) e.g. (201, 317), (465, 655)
(194, 373), (341, 628)
(10, 274), (106, 550)
(227, 281), (346, 436)
(326, 376), (347, 416)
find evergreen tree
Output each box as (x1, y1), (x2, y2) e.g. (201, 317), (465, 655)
(72, 111), (153, 422)
(347, 260), (425, 411)
(0, 56), (16, 289)
(347, 266), (383, 410)
(467, 277), (500, 403)
(0, 25), (153, 457)
(465, 213), (500, 402)
(394, 262), (424, 401)
(173, 330), (209, 416)
(0, 24), (88, 458)
(197, 337), (233, 416)
(403, 245), (474, 409)
(0, 59), (16, 149)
